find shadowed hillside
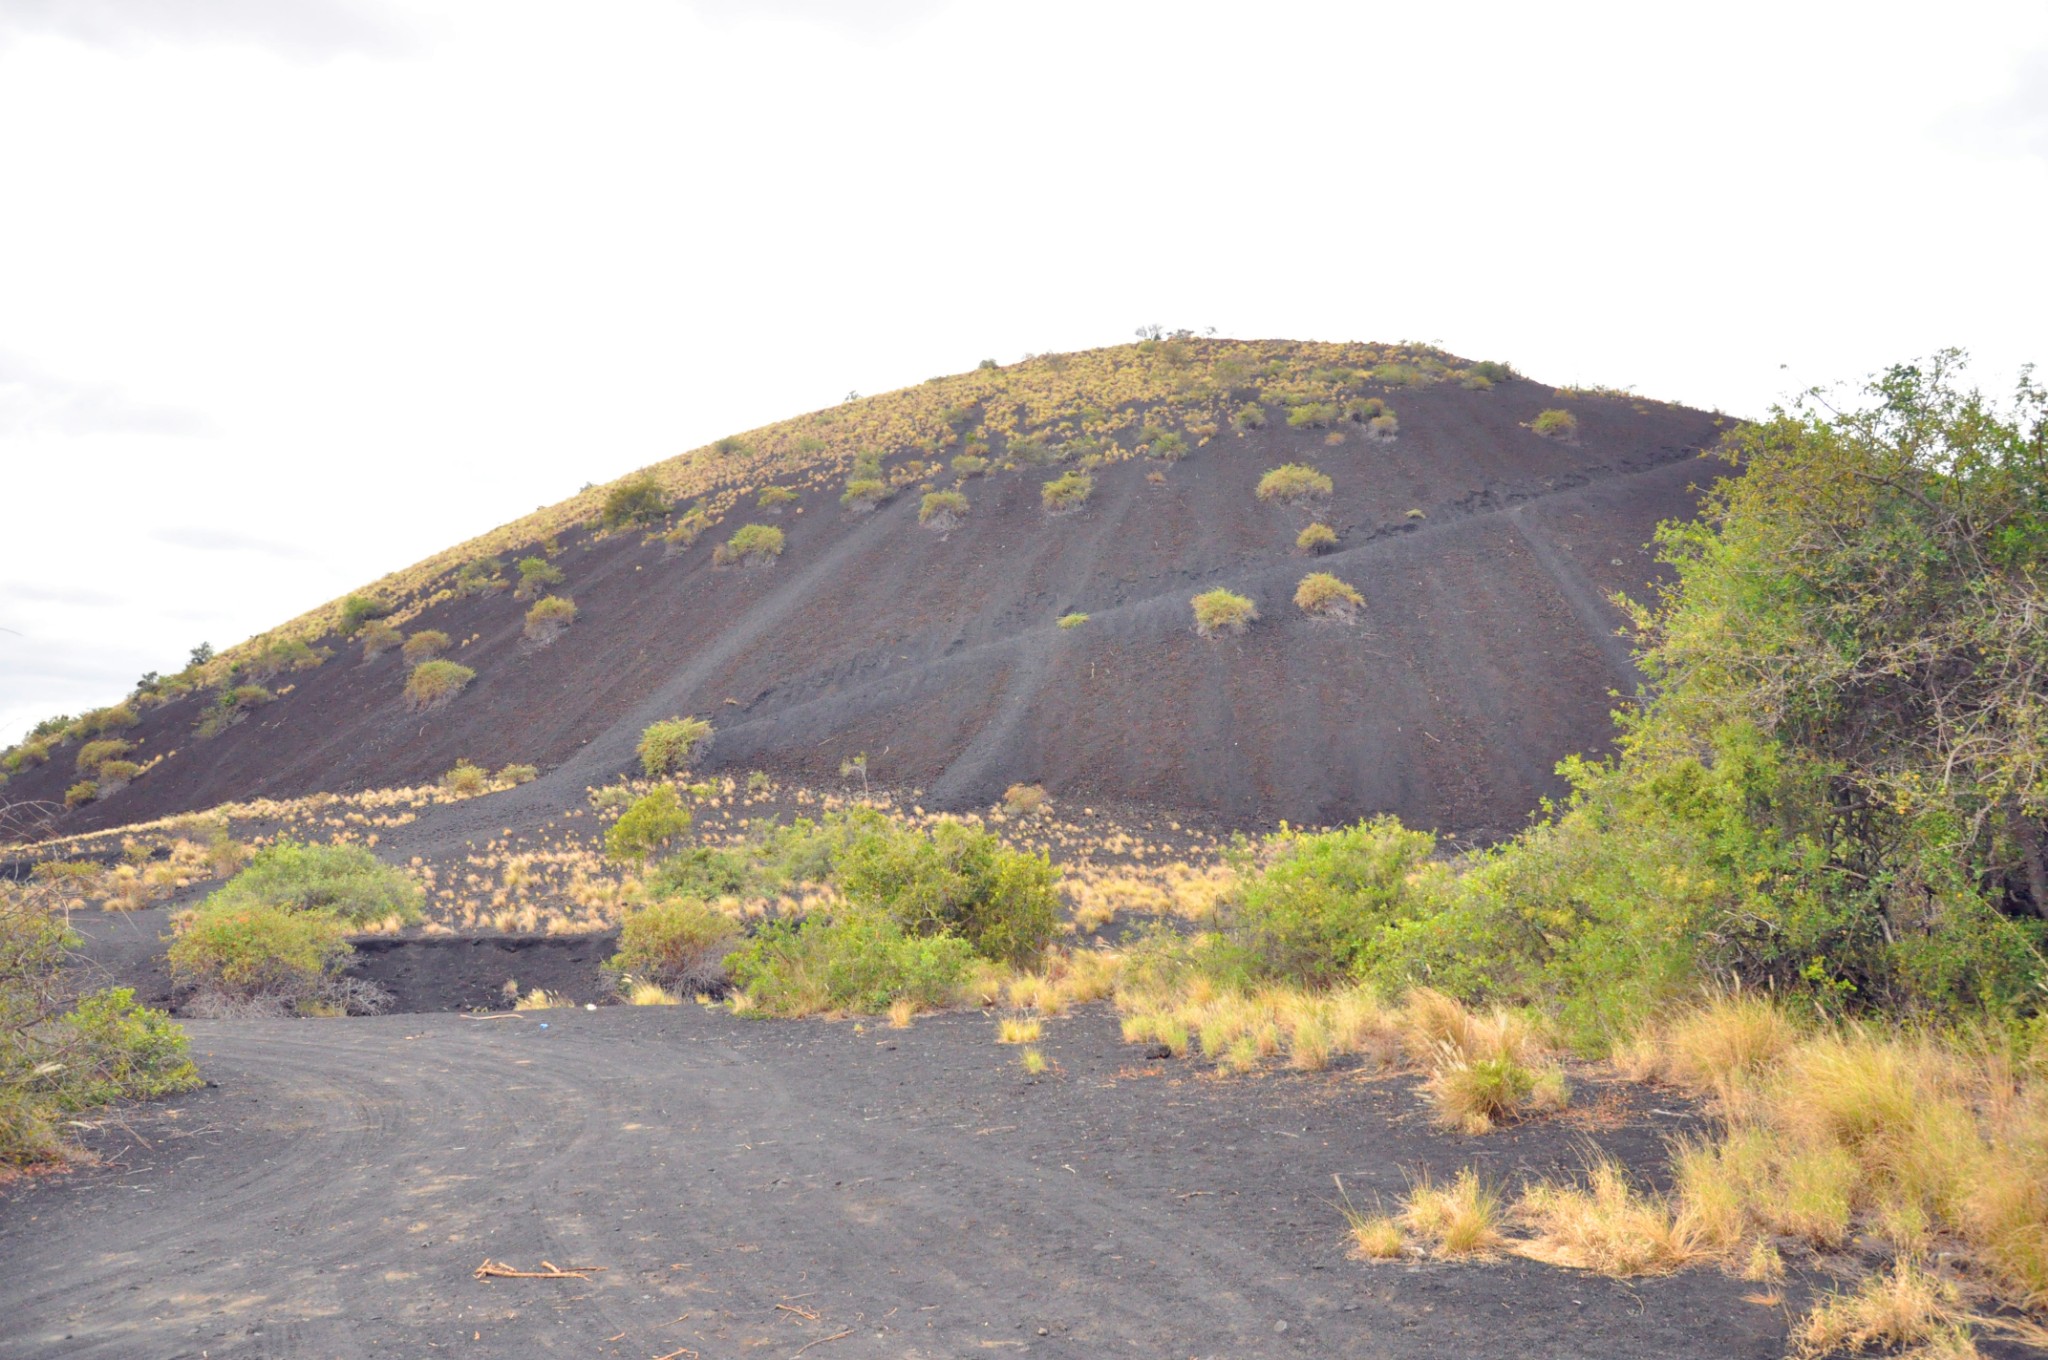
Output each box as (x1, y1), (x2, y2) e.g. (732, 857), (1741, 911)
(3, 338), (1728, 838)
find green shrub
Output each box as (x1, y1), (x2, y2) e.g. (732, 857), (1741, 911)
(249, 636), (325, 679)
(1469, 360), (1517, 384)
(729, 910), (976, 1016)
(1298, 523), (1338, 554)
(1144, 430), (1189, 461)
(206, 839), (423, 926)
(920, 490), (969, 527)
(1532, 409), (1578, 438)
(64, 781), (96, 807)
(1286, 403), (1337, 429)
(1344, 396), (1389, 423)
(95, 760), (140, 788)
(1257, 463), (1333, 503)
(47, 988), (201, 1111)
(841, 477), (890, 511)
(496, 763), (538, 785)
(1371, 363), (1418, 386)
(442, 760), (489, 795)
(1192, 589), (1258, 637)
(360, 619), (403, 660)
(1295, 571), (1364, 618)
(194, 683), (272, 738)
(836, 818), (1059, 967)
(404, 659), (475, 712)
(73, 704), (138, 739)
(608, 898), (739, 992)
(713, 523), (785, 566)
(455, 557), (507, 596)
(337, 594), (392, 636)
(950, 454), (988, 477)
(1058, 612), (1089, 629)
(639, 717), (714, 776)
(606, 786), (693, 863)
(168, 901), (353, 1000)
(523, 595), (578, 642)
(1234, 403), (1268, 430)
(601, 474), (669, 529)
(1214, 816), (1440, 987)
(514, 556), (564, 599)
(1367, 413), (1400, 441)
(76, 738), (131, 772)
(757, 486), (797, 509)
(401, 630), (450, 664)
(1041, 471), (1094, 513)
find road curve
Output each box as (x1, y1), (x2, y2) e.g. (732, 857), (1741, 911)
(2, 1006), (1791, 1359)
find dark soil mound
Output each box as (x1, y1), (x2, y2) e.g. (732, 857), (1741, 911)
(11, 343), (1725, 840)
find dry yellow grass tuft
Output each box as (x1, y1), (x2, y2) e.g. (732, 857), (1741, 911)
(996, 1015), (1042, 1044)
(628, 980), (679, 1006)
(1401, 1169), (1504, 1257)
(1513, 1158), (1705, 1276)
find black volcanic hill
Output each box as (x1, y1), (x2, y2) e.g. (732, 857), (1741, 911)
(5, 339), (1729, 841)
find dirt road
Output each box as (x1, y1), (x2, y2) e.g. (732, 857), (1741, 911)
(2, 1005), (1791, 1359)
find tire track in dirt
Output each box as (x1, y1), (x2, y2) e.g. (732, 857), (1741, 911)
(1, 1006), (1792, 1359)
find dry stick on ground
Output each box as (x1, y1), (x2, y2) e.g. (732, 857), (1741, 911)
(790, 1330), (853, 1358)
(651, 1348), (699, 1360)
(472, 1258), (608, 1280)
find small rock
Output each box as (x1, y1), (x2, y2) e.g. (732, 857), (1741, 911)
(1143, 1044), (1172, 1060)
(1274, 1320), (1288, 1334)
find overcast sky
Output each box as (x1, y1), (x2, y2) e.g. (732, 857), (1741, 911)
(2, 0), (2044, 744)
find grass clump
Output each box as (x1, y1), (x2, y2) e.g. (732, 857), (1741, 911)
(1057, 612), (1089, 629)
(1191, 589), (1257, 638)
(1285, 403), (1336, 429)
(64, 781), (97, 807)
(1531, 408), (1578, 438)
(841, 477), (890, 511)
(337, 593), (392, 636)
(1234, 402), (1267, 430)
(608, 897), (739, 994)
(1256, 463), (1333, 504)
(1790, 1263), (1969, 1359)
(514, 555), (563, 599)
(1402, 1169), (1505, 1256)
(950, 453), (988, 477)
(1366, 413), (1400, 441)
(75, 738), (131, 773)
(359, 619), (402, 660)
(756, 485), (797, 509)
(997, 1015), (1042, 1044)
(441, 760), (489, 795)
(1296, 523), (1337, 554)
(522, 595), (577, 643)
(1041, 471), (1093, 514)
(920, 489), (969, 529)
(403, 659), (475, 712)
(400, 629), (450, 664)
(639, 717), (714, 776)
(604, 786), (692, 864)
(713, 523), (785, 567)
(1002, 783), (1048, 818)
(1294, 571), (1364, 620)
(1514, 1158), (1704, 1276)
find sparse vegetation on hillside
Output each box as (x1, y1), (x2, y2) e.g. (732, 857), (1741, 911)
(600, 474), (669, 530)
(1257, 464), (1333, 504)
(840, 477), (890, 511)
(1057, 612), (1088, 629)
(514, 555), (564, 600)
(403, 659), (475, 712)
(1297, 523), (1338, 554)
(608, 897), (738, 994)
(401, 630), (450, 664)
(638, 717), (713, 777)
(1532, 409), (1578, 439)
(1295, 572), (1364, 619)
(920, 489), (968, 529)
(522, 594), (578, 643)
(712, 523), (784, 567)
(757, 486), (797, 509)
(359, 619), (402, 660)
(1192, 589), (1257, 637)
(1041, 471), (1093, 513)
(605, 786), (692, 863)
(201, 839), (422, 928)
(337, 594), (391, 637)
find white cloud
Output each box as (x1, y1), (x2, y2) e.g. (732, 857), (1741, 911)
(0, 0), (409, 57)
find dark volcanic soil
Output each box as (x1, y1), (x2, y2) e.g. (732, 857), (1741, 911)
(0, 1005), (1801, 1360)
(17, 379), (1726, 842)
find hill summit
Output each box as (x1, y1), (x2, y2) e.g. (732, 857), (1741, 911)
(4, 337), (1727, 839)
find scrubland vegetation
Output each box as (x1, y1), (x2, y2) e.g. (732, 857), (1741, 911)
(1191, 589), (1257, 637)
